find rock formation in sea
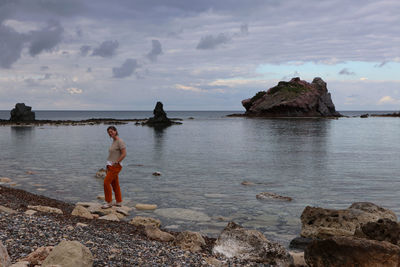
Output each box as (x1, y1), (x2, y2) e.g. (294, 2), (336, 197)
(10, 103), (36, 121)
(242, 77), (342, 117)
(143, 101), (181, 128)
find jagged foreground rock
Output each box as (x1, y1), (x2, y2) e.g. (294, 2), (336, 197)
(305, 236), (400, 267)
(300, 202), (397, 239)
(242, 77), (342, 117)
(212, 222), (293, 266)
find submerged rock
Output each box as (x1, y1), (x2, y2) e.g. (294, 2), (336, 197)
(242, 77), (342, 117)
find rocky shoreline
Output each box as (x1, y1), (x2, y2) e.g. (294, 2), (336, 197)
(0, 185), (298, 266)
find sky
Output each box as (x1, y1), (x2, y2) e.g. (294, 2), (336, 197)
(0, 0), (399, 111)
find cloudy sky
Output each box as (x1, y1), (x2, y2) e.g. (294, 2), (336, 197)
(0, 0), (399, 111)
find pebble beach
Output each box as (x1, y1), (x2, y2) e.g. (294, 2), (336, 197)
(0, 185), (265, 266)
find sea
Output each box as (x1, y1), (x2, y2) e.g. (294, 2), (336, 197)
(0, 110), (399, 246)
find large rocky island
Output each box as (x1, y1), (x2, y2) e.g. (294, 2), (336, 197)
(241, 77), (342, 117)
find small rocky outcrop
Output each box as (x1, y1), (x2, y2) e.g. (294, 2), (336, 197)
(41, 240), (93, 267)
(242, 77), (342, 117)
(144, 102), (172, 126)
(305, 236), (400, 267)
(10, 103), (35, 122)
(212, 222), (293, 266)
(300, 202), (397, 239)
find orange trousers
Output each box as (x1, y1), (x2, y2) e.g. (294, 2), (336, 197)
(104, 164), (122, 203)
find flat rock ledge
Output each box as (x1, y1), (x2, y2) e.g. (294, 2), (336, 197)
(0, 118), (146, 126)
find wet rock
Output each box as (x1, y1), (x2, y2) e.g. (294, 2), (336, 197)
(135, 203), (158, 210)
(256, 192), (292, 201)
(155, 208), (211, 222)
(41, 240), (93, 267)
(300, 202), (397, 239)
(71, 205), (94, 220)
(10, 103), (35, 122)
(0, 177), (12, 183)
(289, 237), (313, 251)
(129, 216), (161, 228)
(0, 241), (11, 267)
(152, 171), (161, 176)
(212, 222), (293, 265)
(174, 231), (206, 253)
(27, 205), (63, 214)
(20, 246), (53, 266)
(144, 225), (175, 242)
(305, 236), (400, 267)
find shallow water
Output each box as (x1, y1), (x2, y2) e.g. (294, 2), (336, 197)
(1, 110), (399, 246)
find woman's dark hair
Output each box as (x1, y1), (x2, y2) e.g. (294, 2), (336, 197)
(107, 126), (118, 135)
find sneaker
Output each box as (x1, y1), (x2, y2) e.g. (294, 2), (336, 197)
(101, 202), (112, 209)
(114, 202), (123, 207)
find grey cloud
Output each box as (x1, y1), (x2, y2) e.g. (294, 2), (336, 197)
(92, 40), (119, 57)
(240, 23), (249, 36)
(80, 45), (91, 56)
(28, 20), (64, 56)
(87, 67), (92, 72)
(0, 24), (25, 68)
(113, 59), (139, 78)
(339, 68), (355, 75)
(146, 40), (162, 62)
(196, 33), (231, 50)
(40, 66), (49, 71)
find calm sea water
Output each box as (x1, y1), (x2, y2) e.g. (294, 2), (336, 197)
(1, 110), (399, 246)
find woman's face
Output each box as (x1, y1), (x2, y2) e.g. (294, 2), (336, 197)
(107, 129), (117, 138)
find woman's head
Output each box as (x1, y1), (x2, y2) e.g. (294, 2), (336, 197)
(107, 126), (118, 137)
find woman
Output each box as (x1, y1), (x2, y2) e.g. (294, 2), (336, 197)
(102, 126), (126, 209)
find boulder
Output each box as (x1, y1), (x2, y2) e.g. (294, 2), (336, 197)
(173, 231), (206, 253)
(10, 103), (35, 121)
(256, 192), (292, 201)
(305, 236), (400, 267)
(129, 216), (161, 228)
(212, 222), (293, 265)
(300, 202), (397, 239)
(144, 225), (175, 242)
(71, 205), (94, 219)
(41, 240), (93, 267)
(0, 241), (11, 267)
(242, 77), (341, 117)
(354, 218), (400, 246)
(20, 246), (53, 266)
